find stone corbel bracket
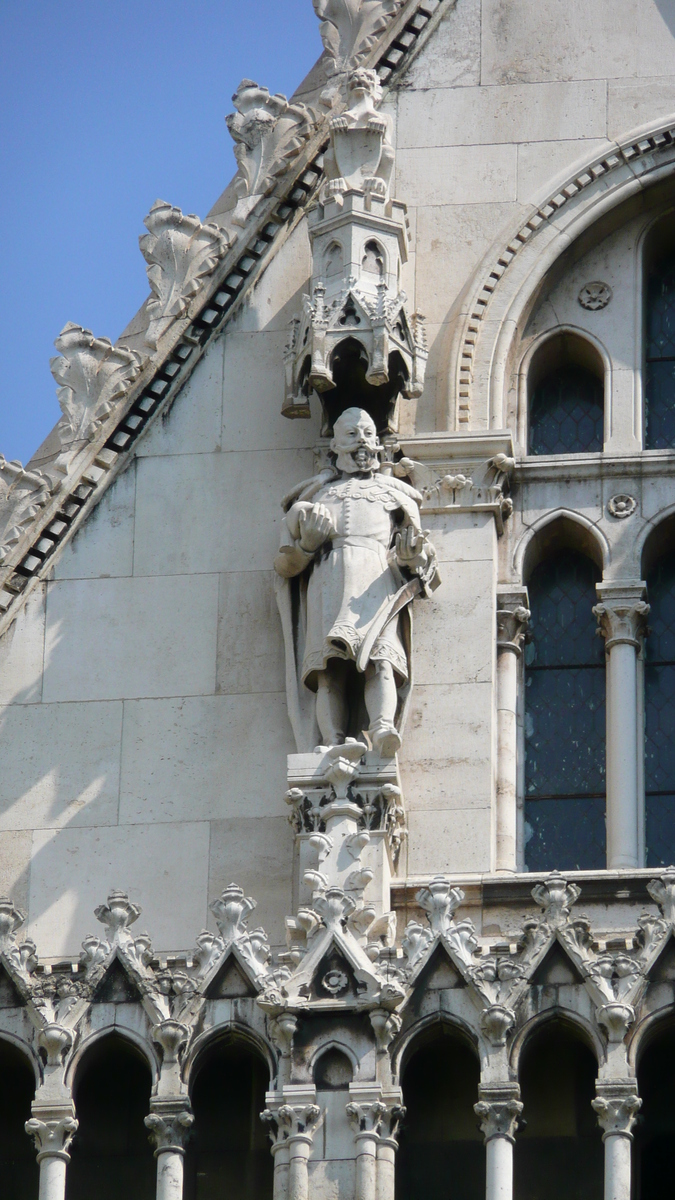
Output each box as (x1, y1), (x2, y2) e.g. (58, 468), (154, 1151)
(394, 431), (515, 534)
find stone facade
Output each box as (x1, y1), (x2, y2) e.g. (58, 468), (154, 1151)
(3, 1), (675, 1198)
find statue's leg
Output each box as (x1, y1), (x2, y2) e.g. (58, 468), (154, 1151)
(315, 662), (349, 747)
(364, 660), (401, 758)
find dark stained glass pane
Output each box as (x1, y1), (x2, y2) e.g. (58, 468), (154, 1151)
(525, 797), (606, 872)
(529, 366), (604, 455)
(524, 550), (606, 870)
(646, 253), (675, 448)
(645, 554), (675, 865)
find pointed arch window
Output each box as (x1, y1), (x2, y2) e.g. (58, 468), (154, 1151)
(528, 334), (604, 455)
(524, 546), (606, 869)
(645, 550), (675, 865)
(645, 246), (675, 448)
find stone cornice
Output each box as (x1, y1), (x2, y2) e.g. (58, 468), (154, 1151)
(514, 449), (675, 483)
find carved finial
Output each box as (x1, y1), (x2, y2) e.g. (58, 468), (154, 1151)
(94, 890), (142, 939)
(647, 867), (675, 923)
(531, 873), (581, 929)
(415, 877), (464, 938)
(50, 324), (142, 443)
(209, 883), (256, 941)
(140, 200), (231, 349)
(226, 81), (314, 226)
(0, 896), (26, 951)
(313, 0), (406, 77)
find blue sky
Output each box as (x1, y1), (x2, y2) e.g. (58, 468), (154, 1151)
(0, 1), (323, 464)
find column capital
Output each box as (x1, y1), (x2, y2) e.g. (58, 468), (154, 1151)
(261, 1097), (322, 1148)
(594, 582), (649, 650)
(25, 1112), (78, 1163)
(144, 1101), (194, 1156)
(592, 1083), (641, 1140)
(474, 1085), (522, 1144)
(496, 588), (530, 655)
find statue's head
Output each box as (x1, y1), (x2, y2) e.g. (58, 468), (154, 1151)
(331, 407), (381, 474)
(348, 68), (382, 105)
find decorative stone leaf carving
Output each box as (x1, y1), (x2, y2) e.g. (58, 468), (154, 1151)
(25, 1116), (78, 1157)
(415, 877), (465, 938)
(50, 323), (142, 443)
(313, 0), (407, 76)
(226, 81), (315, 226)
(531, 872), (581, 929)
(140, 200), (231, 349)
(0, 457), (51, 566)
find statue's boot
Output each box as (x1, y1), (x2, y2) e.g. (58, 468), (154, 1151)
(369, 720), (401, 759)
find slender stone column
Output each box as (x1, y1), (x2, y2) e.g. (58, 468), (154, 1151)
(145, 1103), (194, 1200)
(375, 1100), (405, 1200)
(594, 585), (649, 869)
(495, 590), (530, 873)
(347, 1100), (385, 1200)
(592, 1084), (641, 1200)
(474, 1087), (522, 1200)
(25, 1112), (78, 1200)
(280, 1103), (321, 1200)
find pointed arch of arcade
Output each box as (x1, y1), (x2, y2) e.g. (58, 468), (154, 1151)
(394, 1015), (483, 1200)
(0, 1034), (40, 1200)
(628, 1007), (675, 1200)
(441, 117), (675, 431)
(183, 1027), (274, 1200)
(512, 1011), (603, 1200)
(65, 1029), (157, 1200)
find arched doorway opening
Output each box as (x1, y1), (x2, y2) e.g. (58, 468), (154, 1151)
(66, 1033), (155, 1200)
(514, 1020), (602, 1200)
(0, 1038), (38, 1199)
(184, 1036), (272, 1200)
(397, 1024), (483, 1200)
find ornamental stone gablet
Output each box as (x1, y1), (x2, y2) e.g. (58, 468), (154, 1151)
(139, 200), (231, 349)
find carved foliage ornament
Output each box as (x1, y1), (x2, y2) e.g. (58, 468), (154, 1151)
(50, 323), (143, 444)
(0, 457), (51, 567)
(313, 0), (407, 77)
(226, 81), (315, 225)
(140, 200), (231, 349)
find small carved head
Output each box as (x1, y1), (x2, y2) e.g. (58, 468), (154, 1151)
(348, 68), (382, 104)
(331, 407), (381, 474)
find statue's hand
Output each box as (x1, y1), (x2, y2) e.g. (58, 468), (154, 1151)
(367, 114), (387, 131)
(330, 115), (350, 131)
(298, 503), (336, 553)
(395, 524), (429, 571)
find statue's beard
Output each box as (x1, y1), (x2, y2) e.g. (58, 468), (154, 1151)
(353, 448), (375, 469)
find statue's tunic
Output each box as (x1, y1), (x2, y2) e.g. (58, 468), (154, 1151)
(300, 475), (408, 689)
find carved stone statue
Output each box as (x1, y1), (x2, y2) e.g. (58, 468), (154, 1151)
(275, 408), (438, 756)
(322, 68), (395, 200)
